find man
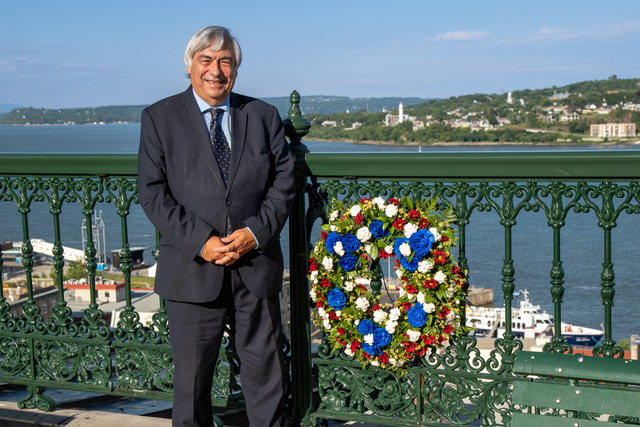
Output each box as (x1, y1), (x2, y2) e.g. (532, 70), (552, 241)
(138, 26), (295, 427)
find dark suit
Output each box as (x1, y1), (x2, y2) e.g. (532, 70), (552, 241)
(138, 87), (295, 426)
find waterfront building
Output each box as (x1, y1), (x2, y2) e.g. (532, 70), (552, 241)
(590, 123), (637, 138)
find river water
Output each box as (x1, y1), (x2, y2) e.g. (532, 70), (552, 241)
(1, 124), (639, 341)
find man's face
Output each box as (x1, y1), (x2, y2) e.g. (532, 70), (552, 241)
(187, 41), (237, 106)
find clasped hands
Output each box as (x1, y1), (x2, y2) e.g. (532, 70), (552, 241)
(200, 228), (256, 266)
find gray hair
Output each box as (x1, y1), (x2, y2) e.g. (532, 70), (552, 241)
(184, 26), (242, 68)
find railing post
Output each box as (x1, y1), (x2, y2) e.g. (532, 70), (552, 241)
(282, 90), (313, 426)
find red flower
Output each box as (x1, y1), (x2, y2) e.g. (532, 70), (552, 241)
(321, 231), (328, 241)
(355, 213), (364, 225)
(418, 218), (430, 229)
(433, 250), (447, 265)
(320, 279), (331, 288)
(392, 218), (407, 230)
(378, 353), (390, 364)
(379, 250), (391, 259)
(441, 236), (449, 243)
(350, 341), (360, 352)
(451, 266), (461, 276)
(405, 284), (417, 294)
(425, 278), (438, 289)
(360, 198), (371, 203)
(443, 324), (453, 334)
(408, 209), (420, 220)
(316, 301), (324, 308)
(402, 301), (412, 312)
(372, 304), (380, 311)
(439, 307), (451, 320)
(309, 258), (318, 272)
(423, 335), (436, 345)
(337, 327), (345, 336)
(388, 198), (400, 205)
(328, 311), (338, 320)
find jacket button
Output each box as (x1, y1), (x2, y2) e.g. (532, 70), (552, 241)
(225, 200), (232, 206)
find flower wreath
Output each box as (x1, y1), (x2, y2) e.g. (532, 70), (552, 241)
(309, 197), (469, 371)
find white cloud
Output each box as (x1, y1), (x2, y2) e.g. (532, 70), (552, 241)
(432, 30), (491, 42)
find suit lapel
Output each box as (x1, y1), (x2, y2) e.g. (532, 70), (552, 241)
(179, 88), (226, 189)
(228, 93), (247, 191)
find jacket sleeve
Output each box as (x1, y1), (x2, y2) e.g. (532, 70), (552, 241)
(137, 108), (213, 260)
(240, 106), (295, 251)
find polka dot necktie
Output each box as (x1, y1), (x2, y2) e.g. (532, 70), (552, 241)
(209, 108), (231, 185)
(209, 108), (232, 234)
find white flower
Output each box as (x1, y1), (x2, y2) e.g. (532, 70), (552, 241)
(399, 242), (412, 257)
(398, 287), (406, 298)
(385, 319), (398, 334)
(356, 226), (372, 242)
(424, 303), (436, 313)
(385, 204), (398, 217)
(372, 197), (386, 209)
(323, 319), (331, 329)
(355, 277), (370, 286)
(403, 223), (419, 238)
(373, 309), (387, 324)
(355, 297), (370, 311)
(418, 260), (434, 274)
(364, 333), (374, 345)
(310, 288), (317, 301)
(390, 358), (403, 367)
(407, 292), (416, 301)
(407, 329), (421, 342)
(318, 307), (326, 318)
(371, 360), (379, 367)
(322, 256), (333, 271)
(447, 310), (456, 321)
(330, 210), (339, 221)
(417, 292), (426, 304)
(429, 227), (442, 242)
(384, 245), (394, 255)
(446, 287), (455, 299)
(395, 269), (403, 279)
(330, 224), (338, 231)
(434, 270), (446, 284)
(333, 241), (345, 256)
(389, 307), (401, 321)
(344, 280), (355, 292)
(350, 205), (362, 216)
(310, 270), (318, 282)
(364, 244), (372, 254)
(344, 347), (354, 357)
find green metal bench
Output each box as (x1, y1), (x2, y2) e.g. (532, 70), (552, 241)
(512, 351), (640, 427)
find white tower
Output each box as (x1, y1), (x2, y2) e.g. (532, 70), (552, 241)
(399, 102), (404, 123)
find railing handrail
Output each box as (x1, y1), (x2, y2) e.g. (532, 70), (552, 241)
(0, 153), (138, 176)
(306, 150), (640, 179)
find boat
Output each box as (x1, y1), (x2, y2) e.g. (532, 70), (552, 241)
(466, 289), (604, 346)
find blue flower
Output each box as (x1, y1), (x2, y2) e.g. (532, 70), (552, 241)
(361, 342), (381, 356)
(325, 231), (341, 254)
(340, 233), (361, 254)
(373, 328), (392, 349)
(327, 288), (347, 310)
(400, 256), (419, 272)
(338, 254), (358, 271)
(410, 228), (434, 258)
(357, 319), (375, 335)
(393, 237), (411, 258)
(408, 303), (428, 328)
(369, 220), (390, 239)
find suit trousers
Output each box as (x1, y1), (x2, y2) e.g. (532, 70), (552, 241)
(165, 268), (286, 427)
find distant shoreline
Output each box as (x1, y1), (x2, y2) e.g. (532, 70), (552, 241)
(311, 138), (640, 147)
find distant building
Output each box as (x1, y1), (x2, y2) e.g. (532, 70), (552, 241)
(560, 111), (580, 122)
(64, 277), (126, 304)
(2, 281), (58, 321)
(590, 123), (637, 138)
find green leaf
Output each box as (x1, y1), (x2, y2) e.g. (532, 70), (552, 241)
(370, 245), (379, 260)
(404, 197), (414, 210)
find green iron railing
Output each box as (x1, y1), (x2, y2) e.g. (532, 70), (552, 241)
(0, 93), (639, 426)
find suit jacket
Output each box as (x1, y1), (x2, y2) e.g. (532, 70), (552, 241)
(137, 87), (295, 302)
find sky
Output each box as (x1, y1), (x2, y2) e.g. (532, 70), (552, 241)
(1, 0), (639, 109)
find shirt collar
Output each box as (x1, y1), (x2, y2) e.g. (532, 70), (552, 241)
(192, 89), (230, 113)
